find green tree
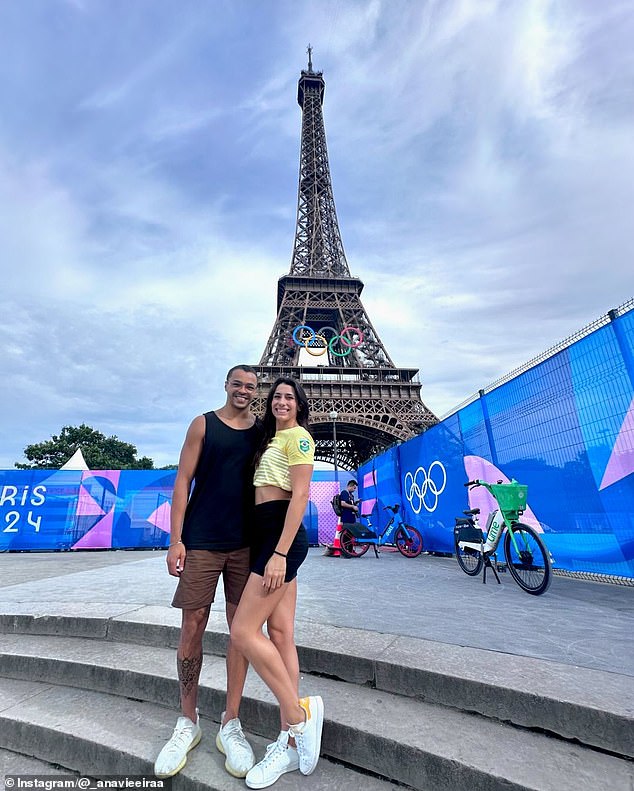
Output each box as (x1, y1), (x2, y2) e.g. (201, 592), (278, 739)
(16, 424), (154, 470)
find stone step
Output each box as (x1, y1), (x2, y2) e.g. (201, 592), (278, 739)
(1, 607), (632, 759)
(0, 678), (395, 791)
(0, 746), (80, 778)
(0, 635), (632, 791)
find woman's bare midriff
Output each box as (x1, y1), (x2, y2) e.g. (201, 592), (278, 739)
(255, 485), (292, 504)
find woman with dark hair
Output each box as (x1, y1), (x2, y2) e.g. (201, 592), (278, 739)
(230, 377), (323, 789)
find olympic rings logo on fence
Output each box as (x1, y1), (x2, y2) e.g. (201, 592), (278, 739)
(404, 461), (447, 514)
(288, 324), (364, 358)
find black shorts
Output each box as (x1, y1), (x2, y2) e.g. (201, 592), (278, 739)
(250, 500), (309, 583)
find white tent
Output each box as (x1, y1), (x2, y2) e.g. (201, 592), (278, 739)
(60, 447), (90, 470)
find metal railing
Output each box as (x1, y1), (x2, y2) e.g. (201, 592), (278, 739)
(255, 365), (421, 385)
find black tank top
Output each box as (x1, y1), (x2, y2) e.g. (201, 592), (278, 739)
(181, 411), (262, 551)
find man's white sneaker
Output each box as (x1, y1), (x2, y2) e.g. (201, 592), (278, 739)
(215, 712), (256, 778)
(154, 712), (201, 778)
(289, 696), (324, 775)
(245, 731), (299, 789)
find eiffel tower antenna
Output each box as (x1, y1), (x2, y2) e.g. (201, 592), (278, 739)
(253, 57), (437, 468)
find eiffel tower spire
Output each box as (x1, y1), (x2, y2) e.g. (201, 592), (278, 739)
(290, 49), (349, 278)
(253, 54), (437, 468)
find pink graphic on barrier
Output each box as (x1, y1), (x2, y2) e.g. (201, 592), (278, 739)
(76, 484), (106, 517)
(600, 396), (634, 490)
(72, 509), (114, 549)
(82, 469), (120, 487)
(360, 498), (376, 516)
(310, 480), (340, 545)
(463, 456), (542, 532)
(148, 502), (171, 533)
(363, 470), (376, 489)
(70, 470), (120, 548)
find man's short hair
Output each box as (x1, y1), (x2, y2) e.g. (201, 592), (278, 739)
(226, 364), (258, 382)
(347, 479), (358, 488)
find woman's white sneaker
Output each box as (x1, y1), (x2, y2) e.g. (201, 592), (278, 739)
(215, 712), (256, 778)
(245, 731), (299, 789)
(154, 712), (201, 778)
(289, 696), (324, 775)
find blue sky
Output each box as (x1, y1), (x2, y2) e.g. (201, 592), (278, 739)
(1, 0), (633, 468)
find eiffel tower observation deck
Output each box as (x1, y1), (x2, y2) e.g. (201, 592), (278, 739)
(253, 49), (437, 468)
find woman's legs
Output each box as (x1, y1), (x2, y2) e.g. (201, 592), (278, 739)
(231, 573), (305, 728)
(267, 580), (299, 735)
(267, 580), (299, 693)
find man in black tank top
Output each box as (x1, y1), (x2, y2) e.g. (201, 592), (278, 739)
(154, 365), (263, 780)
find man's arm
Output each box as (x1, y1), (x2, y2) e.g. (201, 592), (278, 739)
(166, 415), (205, 577)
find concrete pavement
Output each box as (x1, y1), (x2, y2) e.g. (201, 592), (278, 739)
(1, 547), (632, 676)
(1, 547), (633, 789)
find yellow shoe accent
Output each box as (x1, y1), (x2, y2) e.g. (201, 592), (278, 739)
(299, 697), (311, 722)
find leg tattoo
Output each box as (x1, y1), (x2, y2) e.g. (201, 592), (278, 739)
(178, 654), (203, 701)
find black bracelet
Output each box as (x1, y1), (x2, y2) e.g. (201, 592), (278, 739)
(273, 550), (287, 558)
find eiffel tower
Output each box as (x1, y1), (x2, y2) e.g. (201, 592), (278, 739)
(253, 49), (437, 468)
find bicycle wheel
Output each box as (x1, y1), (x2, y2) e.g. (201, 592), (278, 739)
(454, 533), (483, 576)
(339, 529), (370, 558)
(395, 526), (423, 558)
(503, 523), (552, 595)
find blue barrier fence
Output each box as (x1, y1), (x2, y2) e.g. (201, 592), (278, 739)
(4, 304), (632, 576)
(0, 469), (342, 551)
(358, 304), (634, 578)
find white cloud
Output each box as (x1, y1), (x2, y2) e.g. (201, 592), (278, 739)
(0, 0), (632, 468)
(0, 152), (93, 299)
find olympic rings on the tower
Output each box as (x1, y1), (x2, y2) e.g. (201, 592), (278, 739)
(290, 325), (364, 357)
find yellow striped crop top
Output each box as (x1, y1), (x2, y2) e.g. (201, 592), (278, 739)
(253, 426), (315, 491)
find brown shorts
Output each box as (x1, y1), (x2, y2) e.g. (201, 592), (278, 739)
(171, 547), (251, 610)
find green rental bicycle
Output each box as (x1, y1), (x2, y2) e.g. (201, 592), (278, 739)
(454, 479), (553, 595)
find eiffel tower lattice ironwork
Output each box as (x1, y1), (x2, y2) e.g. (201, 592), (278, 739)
(253, 50), (437, 468)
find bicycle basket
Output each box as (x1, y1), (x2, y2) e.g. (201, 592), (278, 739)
(489, 481), (528, 518)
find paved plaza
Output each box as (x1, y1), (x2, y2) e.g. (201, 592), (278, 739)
(1, 547), (632, 676)
(1, 547), (633, 787)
